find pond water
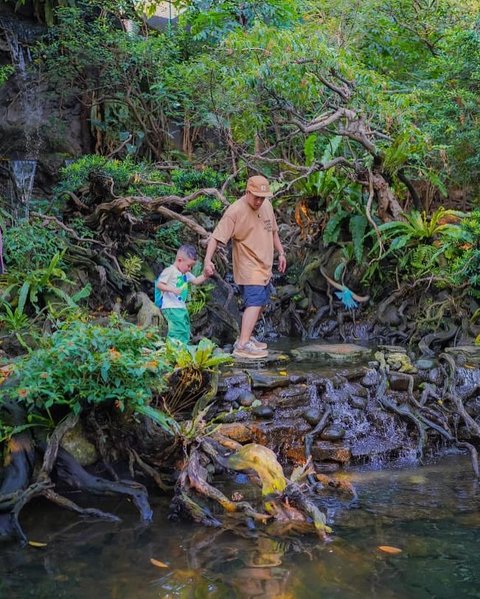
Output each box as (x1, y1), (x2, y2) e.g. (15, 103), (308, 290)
(1, 455), (479, 599)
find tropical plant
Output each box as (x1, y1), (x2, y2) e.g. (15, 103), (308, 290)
(0, 252), (91, 316)
(161, 338), (232, 415)
(377, 208), (464, 252)
(2, 220), (67, 272)
(2, 318), (177, 434)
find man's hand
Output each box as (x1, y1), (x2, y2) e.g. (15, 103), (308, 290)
(278, 254), (287, 273)
(204, 260), (216, 277)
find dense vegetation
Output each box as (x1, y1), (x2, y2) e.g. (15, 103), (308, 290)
(1, 0), (480, 543)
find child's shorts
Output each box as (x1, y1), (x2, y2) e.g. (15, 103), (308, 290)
(162, 308), (191, 344)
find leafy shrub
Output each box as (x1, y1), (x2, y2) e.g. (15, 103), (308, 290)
(142, 222), (184, 266)
(54, 155), (143, 198)
(2, 318), (231, 436)
(3, 220), (67, 272)
(444, 210), (480, 295)
(171, 167), (224, 193)
(3, 318), (174, 430)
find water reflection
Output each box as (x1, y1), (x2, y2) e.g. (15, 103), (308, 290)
(1, 456), (480, 598)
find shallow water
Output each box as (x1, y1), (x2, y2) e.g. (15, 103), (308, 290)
(1, 456), (479, 599)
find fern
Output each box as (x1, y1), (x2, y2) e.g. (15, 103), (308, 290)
(349, 214), (368, 263)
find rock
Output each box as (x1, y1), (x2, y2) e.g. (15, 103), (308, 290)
(218, 372), (250, 392)
(220, 410), (251, 423)
(217, 423), (254, 442)
(351, 383), (368, 398)
(250, 371), (291, 390)
(238, 390), (256, 407)
(389, 373), (412, 392)
(61, 423), (98, 466)
(233, 352), (290, 369)
(288, 374), (307, 384)
(445, 346), (480, 364)
(425, 367), (444, 386)
(361, 369), (380, 387)
(378, 345), (407, 354)
(311, 441), (351, 463)
(321, 426), (346, 441)
(252, 405), (274, 419)
(350, 395), (367, 409)
(385, 352), (417, 373)
(415, 358), (436, 370)
(315, 462), (340, 474)
(303, 408), (322, 426)
(291, 343), (372, 363)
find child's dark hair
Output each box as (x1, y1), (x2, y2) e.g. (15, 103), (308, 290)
(177, 244), (197, 260)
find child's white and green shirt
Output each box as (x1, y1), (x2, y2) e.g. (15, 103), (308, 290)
(155, 265), (194, 309)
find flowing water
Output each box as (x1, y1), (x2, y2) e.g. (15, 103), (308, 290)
(1, 456), (479, 599)
(8, 159), (37, 221)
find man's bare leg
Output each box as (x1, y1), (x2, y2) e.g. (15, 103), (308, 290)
(238, 306), (262, 346)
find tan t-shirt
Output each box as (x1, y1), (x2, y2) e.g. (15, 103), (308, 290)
(212, 195), (278, 285)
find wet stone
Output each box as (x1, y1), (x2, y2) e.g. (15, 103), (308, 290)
(386, 352), (417, 373)
(321, 426), (346, 441)
(378, 345), (407, 354)
(350, 395), (367, 410)
(415, 358), (436, 370)
(252, 405), (274, 419)
(217, 423), (254, 443)
(291, 343), (372, 362)
(233, 351), (290, 369)
(288, 374), (307, 384)
(389, 373), (412, 392)
(361, 369), (380, 387)
(311, 441), (351, 463)
(220, 410), (251, 423)
(250, 371), (290, 390)
(61, 424), (98, 466)
(304, 407), (322, 426)
(218, 371), (250, 392)
(238, 390), (256, 407)
(224, 387), (247, 403)
(315, 462), (340, 474)
(351, 383), (368, 398)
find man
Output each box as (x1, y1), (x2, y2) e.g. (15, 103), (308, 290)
(203, 175), (286, 359)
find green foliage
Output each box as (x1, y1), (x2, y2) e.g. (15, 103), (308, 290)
(377, 208), (464, 250)
(37, 4), (183, 158)
(363, 207), (465, 287)
(121, 254), (143, 282)
(0, 253), (91, 317)
(171, 167), (224, 193)
(142, 222), (184, 266)
(443, 211), (480, 295)
(302, 135), (344, 201)
(0, 65), (14, 87)
(54, 155), (141, 198)
(3, 318), (177, 432)
(3, 220), (67, 272)
(187, 282), (215, 316)
(1, 319), (231, 439)
(177, 0), (301, 45)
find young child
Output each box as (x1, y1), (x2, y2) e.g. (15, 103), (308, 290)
(155, 244), (209, 344)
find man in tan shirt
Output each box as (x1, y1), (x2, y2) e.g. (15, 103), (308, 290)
(204, 175), (286, 359)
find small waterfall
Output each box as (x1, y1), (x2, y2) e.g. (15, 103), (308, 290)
(8, 160), (37, 222)
(0, 17), (43, 158)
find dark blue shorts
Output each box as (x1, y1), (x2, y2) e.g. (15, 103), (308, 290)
(239, 284), (273, 308)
